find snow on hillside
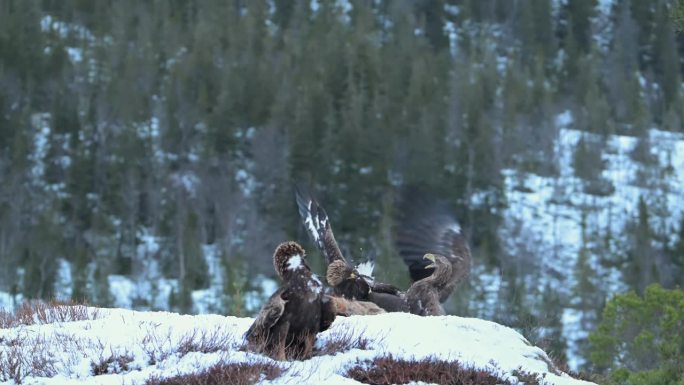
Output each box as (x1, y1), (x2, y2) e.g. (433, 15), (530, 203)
(0, 307), (594, 385)
(499, 111), (684, 368)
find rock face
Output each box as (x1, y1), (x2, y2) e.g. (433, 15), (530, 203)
(0, 306), (596, 385)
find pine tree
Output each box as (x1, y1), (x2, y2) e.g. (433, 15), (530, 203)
(624, 196), (658, 295)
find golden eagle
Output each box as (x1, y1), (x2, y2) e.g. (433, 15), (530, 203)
(244, 241), (336, 360)
(295, 186), (408, 313)
(295, 185), (471, 316)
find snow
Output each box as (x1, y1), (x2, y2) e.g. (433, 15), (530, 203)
(0, 292), (13, 311)
(0, 308), (595, 385)
(55, 259), (74, 302)
(30, 113), (51, 181)
(499, 111), (684, 369)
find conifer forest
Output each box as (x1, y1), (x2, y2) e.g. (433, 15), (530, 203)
(1, 0), (684, 378)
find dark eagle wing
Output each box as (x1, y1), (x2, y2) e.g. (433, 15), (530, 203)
(245, 288), (287, 343)
(295, 185), (347, 266)
(395, 186), (472, 301)
(368, 280), (402, 296)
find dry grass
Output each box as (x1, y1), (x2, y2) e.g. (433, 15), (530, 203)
(176, 327), (236, 356)
(346, 354), (520, 385)
(144, 360), (283, 385)
(0, 333), (58, 384)
(315, 328), (372, 356)
(142, 325), (237, 365)
(140, 325), (175, 365)
(242, 330), (317, 361)
(0, 300), (99, 329)
(90, 348), (135, 376)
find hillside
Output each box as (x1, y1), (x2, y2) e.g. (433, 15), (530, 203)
(1, 0), (684, 375)
(0, 304), (594, 385)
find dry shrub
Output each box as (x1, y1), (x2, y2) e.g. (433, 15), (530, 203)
(91, 349), (135, 376)
(0, 333), (57, 384)
(144, 361), (283, 385)
(315, 328), (372, 356)
(346, 354), (519, 385)
(0, 300), (99, 329)
(140, 326), (175, 365)
(176, 327), (235, 356)
(242, 330), (316, 361)
(142, 326), (236, 365)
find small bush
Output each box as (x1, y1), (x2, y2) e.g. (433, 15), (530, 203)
(144, 361), (283, 385)
(91, 350), (135, 376)
(242, 330), (316, 361)
(176, 327), (235, 356)
(315, 328), (372, 356)
(0, 300), (99, 329)
(0, 333), (57, 384)
(140, 326), (175, 365)
(588, 284), (684, 385)
(346, 355), (519, 385)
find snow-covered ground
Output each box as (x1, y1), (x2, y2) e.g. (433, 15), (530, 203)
(0, 306), (594, 385)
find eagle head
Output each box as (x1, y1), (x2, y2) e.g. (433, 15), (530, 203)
(326, 259), (355, 287)
(274, 241), (308, 279)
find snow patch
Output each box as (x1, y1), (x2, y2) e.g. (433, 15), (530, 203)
(0, 309), (596, 385)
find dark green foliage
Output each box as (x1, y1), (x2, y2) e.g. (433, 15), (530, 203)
(674, 1), (684, 31)
(589, 284), (684, 385)
(0, 0), (683, 375)
(671, 214), (684, 287)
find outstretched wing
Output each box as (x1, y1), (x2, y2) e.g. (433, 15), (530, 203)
(295, 185), (347, 266)
(245, 288), (287, 343)
(395, 186), (472, 301)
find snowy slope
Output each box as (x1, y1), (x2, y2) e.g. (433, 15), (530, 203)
(498, 111), (684, 368)
(0, 307), (594, 385)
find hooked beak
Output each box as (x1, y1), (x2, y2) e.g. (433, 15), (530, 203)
(423, 253), (436, 269)
(349, 272), (358, 279)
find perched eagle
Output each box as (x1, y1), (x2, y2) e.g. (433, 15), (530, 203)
(244, 241), (336, 360)
(406, 253), (452, 316)
(394, 186), (472, 305)
(295, 186), (408, 313)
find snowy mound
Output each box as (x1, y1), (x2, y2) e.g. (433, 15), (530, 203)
(0, 307), (594, 385)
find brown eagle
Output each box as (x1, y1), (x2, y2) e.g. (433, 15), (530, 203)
(295, 185), (471, 316)
(244, 241), (336, 360)
(295, 186), (408, 313)
(394, 186), (471, 306)
(406, 253), (452, 316)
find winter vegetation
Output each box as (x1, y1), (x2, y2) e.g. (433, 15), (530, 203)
(0, 301), (596, 385)
(1, 0), (684, 383)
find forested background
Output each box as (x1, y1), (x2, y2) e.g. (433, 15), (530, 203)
(1, 0), (684, 374)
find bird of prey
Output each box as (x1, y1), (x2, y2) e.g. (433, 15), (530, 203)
(406, 253), (452, 316)
(295, 186), (407, 313)
(394, 185), (471, 305)
(244, 241), (336, 360)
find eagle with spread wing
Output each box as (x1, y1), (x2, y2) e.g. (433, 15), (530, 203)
(395, 186), (471, 308)
(405, 253), (452, 316)
(295, 186), (408, 313)
(244, 241), (336, 360)
(295, 185), (471, 316)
